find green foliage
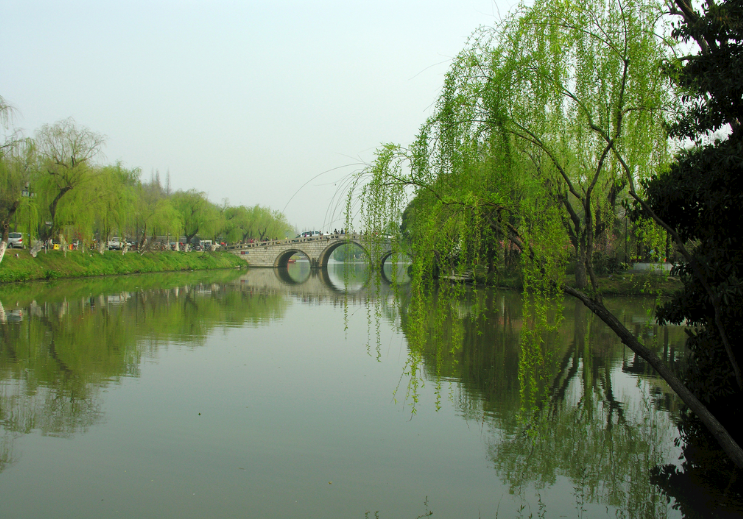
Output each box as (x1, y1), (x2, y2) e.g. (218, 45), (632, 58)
(0, 103), (36, 246)
(134, 176), (180, 246)
(646, 0), (743, 439)
(0, 106), (291, 257)
(664, 0), (743, 140)
(222, 205), (251, 242)
(35, 118), (105, 238)
(250, 205), (293, 241)
(346, 0), (675, 418)
(171, 189), (214, 244)
(222, 204), (292, 243)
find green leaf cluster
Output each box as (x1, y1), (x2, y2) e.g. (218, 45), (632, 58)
(645, 0), (743, 443)
(347, 0), (676, 417)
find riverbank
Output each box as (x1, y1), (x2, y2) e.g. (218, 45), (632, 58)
(0, 248), (245, 283)
(1, 249), (682, 297)
(579, 271), (682, 296)
(491, 271), (682, 296)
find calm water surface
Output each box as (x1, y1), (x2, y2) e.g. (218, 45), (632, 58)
(0, 263), (739, 518)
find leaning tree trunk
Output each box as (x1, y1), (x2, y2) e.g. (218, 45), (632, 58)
(563, 284), (743, 469)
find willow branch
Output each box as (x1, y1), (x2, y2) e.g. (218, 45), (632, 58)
(506, 122), (583, 201)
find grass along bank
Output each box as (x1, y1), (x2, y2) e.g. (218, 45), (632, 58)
(477, 270), (682, 296)
(0, 248), (245, 283)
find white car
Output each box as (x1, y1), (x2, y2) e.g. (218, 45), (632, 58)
(8, 232), (24, 248)
(108, 237), (130, 250)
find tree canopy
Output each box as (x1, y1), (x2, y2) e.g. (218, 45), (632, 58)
(36, 118), (105, 238)
(0, 110), (294, 258)
(348, 0), (743, 468)
(644, 0), (743, 453)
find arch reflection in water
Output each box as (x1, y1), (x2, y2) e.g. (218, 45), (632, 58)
(275, 253), (312, 284)
(379, 252), (412, 285)
(245, 264), (405, 309)
(271, 240), (411, 289)
(273, 256), (403, 294)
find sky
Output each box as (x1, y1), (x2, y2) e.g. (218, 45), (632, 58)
(2, 0), (516, 232)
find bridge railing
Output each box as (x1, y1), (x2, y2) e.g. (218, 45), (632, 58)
(224, 233), (365, 251)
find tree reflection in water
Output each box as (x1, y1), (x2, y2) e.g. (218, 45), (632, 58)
(0, 266), (402, 476)
(394, 286), (742, 517)
(0, 269), (741, 516)
(0, 270), (284, 472)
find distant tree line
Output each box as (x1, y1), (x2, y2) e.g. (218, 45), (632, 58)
(0, 112), (293, 260)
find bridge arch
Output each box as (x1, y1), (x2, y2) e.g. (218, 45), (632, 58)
(273, 248), (311, 268)
(316, 239), (369, 268)
(379, 250), (413, 284)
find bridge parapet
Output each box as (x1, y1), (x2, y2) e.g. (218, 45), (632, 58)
(226, 233), (361, 251)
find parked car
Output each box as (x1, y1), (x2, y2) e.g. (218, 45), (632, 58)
(8, 232), (23, 248)
(107, 237), (132, 250)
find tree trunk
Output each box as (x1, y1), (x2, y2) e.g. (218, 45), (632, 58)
(574, 246), (588, 289)
(563, 284), (743, 469)
(0, 201), (20, 265)
(48, 186), (71, 237)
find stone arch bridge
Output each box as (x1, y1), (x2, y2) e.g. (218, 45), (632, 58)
(228, 233), (395, 269)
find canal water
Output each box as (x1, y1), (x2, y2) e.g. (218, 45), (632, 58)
(0, 262), (740, 518)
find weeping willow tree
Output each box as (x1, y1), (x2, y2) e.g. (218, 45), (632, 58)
(88, 163), (140, 250)
(348, 0), (743, 467)
(0, 136), (38, 262)
(0, 96), (26, 263)
(35, 118), (105, 240)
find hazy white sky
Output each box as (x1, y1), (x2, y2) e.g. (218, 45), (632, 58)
(3, 0), (514, 231)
